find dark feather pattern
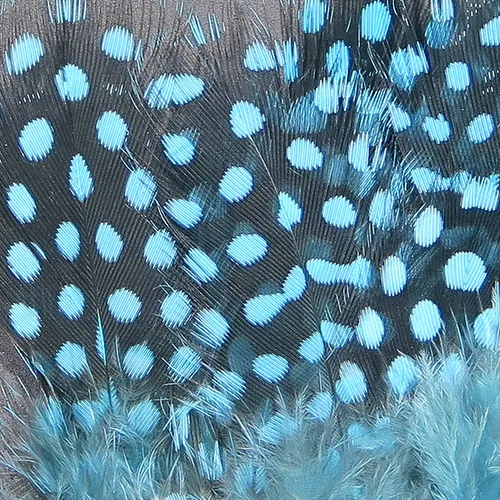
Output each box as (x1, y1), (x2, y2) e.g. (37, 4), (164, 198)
(0, 0), (499, 497)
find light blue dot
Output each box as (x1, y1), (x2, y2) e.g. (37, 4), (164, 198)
(124, 168), (157, 211)
(445, 62), (471, 91)
(348, 134), (370, 171)
(230, 101), (266, 139)
(144, 74), (205, 109)
(55, 342), (88, 378)
(122, 344), (154, 380)
(356, 307), (385, 349)
(335, 362), (367, 404)
(287, 138), (324, 170)
(414, 206), (443, 247)
(387, 355), (419, 397)
(127, 401), (160, 437)
(302, 0), (327, 33)
(184, 248), (219, 284)
(165, 199), (203, 229)
(360, 1), (392, 42)
(425, 19), (455, 49)
(306, 257), (373, 289)
(410, 300), (443, 342)
(244, 293), (288, 326)
(107, 288), (142, 323)
(260, 414), (298, 445)
(5, 33), (44, 75)
(96, 111), (128, 151)
(69, 154), (93, 202)
(306, 392), (334, 421)
(325, 40), (350, 78)
(160, 290), (191, 328)
(244, 41), (277, 71)
(58, 284), (85, 320)
(253, 354), (289, 383)
(213, 371), (246, 400)
(55, 222), (80, 261)
(54, 64), (89, 101)
(275, 39), (299, 83)
(18, 118), (54, 161)
(101, 26), (135, 61)
(53, 0), (87, 23)
(169, 346), (202, 382)
(144, 230), (177, 270)
(277, 192), (302, 230)
(95, 223), (123, 263)
(219, 166), (253, 203)
(227, 233), (268, 266)
(282, 266), (307, 301)
(322, 196), (357, 228)
(462, 176), (499, 211)
(298, 332), (325, 363)
(473, 288), (500, 349)
(6, 184), (36, 224)
(162, 133), (196, 166)
(380, 255), (407, 296)
(422, 114), (452, 144)
(369, 190), (396, 230)
(193, 309), (230, 349)
(466, 114), (495, 144)
(72, 400), (100, 433)
(6, 243), (41, 283)
(444, 252), (487, 292)
(480, 16), (500, 46)
(320, 320), (354, 349)
(9, 303), (41, 339)
(389, 44), (429, 91)
(389, 103), (411, 132)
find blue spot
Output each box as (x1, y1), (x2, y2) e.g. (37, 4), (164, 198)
(422, 114), (452, 144)
(425, 20), (454, 49)
(9, 303), (41, 339)
(325, 41), (350, 78)
(480, 16), (500, 46)
(306, 392), (334, 421)
(55, 222), (80, 261)
(445, 62), (471, 92)
(101, 26), (135, 61)
(7, 184), (36, 223)
(107, 288), (142, 323)
(72, 401), (100, 433)
(165, 199), (203, 229)
(58, 284), (85, 319)
(184, 249), (219, 284)
(287, 138), (324, 170)
(389, 103), (411, 132)
(193, 309), (230, 349)
(410, 300), (443, 342)
(54, 64), (89, 101)
(473, 285), (500, 349)
(244, 41), (277, 71)
(219, 166), (253, 203)
(162, 133), (196, 166)
(348, 134), (370, 171)
(169, 346), (202, 382)
(466, 114), (495, 144)
(444, 252), (487, 292)
(253, 354), (289, 383)
(389, 43), (429, 91)
(96, 111), (128, 151)
(430, 0), (454, 21)
(127, 401), (160, 437)
(123, 344), (154, 379)
(335, 362), (367, 404)
(260, 414), (298, 445)
(69, 154), (93, 201)
(230, 101), (266, 139)
(302, 0), (327, 33)
(55, 342), (88, 378)
(6, 243), (41, 283)
(227, 233), (268, 267)
(369, 190), (396, 230)
(275, 39), (299, 83)
(160, 290), (191, 328)
(244, 293), (288, 326)
(52, 0), (87, 23)
(213, 371), (246, 400)
(414, 206), (443, 247)
(360, 1), (392, 42)
(322, 196), (357, 228)
(306, 257), (373, 289)
(411, 167), (450, 194)
(277, 192), (302, 230)
(144, 230), (177, 270)
(462, 176), (499, 211)
(18, 118), (54, 161)
(314, 75), (358, 114)
(298, 332), (325, 363)
(5, 33), (44, 75)
(124, 168), (157, 211)
(282, 266), (307, 301)
(380, 255), (407, 296)
(321, 321), (354, 349)
(144, 74), (205, 109)
(356, 308), (385, 349)
(95, 223), (123, 263)
(387, 355), (419, 397)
